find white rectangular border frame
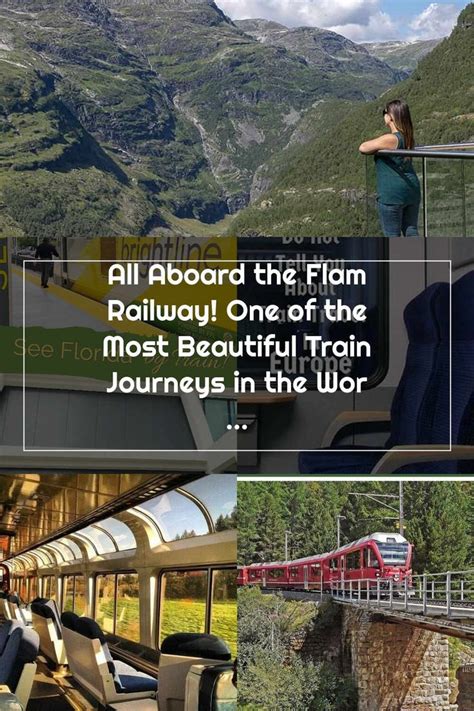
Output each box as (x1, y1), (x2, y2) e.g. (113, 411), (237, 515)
(22, 259), (452, 454)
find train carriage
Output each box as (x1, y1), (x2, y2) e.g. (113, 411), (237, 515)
(0, 472), (237, 711)
(238, 532), (413, 596)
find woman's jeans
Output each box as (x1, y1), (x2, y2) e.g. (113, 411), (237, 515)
(378, 201), (420, 237)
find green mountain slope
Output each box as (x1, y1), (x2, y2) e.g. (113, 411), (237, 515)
(0, 0), (402, 240)
(361, 38), (443, 74)
(231, 4), (474, 237)
(236, 18), (403, 95)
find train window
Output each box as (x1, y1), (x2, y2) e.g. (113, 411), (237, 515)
(138, 492), (209, 541)
(63, 575), (86, 614)
(376, 542), (409, 565)
(59, 537), (82, 559)
(346, 552), (360, 570)
(49, 540), (75, 562)
(268, 569), (285, 579)
(160, 570), (208, 644)
(211, 569), (237, 658)
(28, 576), (38, 600)
(330, 558), (338, 570)
(290, 567), (298, 577)
(202, 399), (236, 440)
(116, 573), (140, 642)
(95, 518), (136, 552)
(311, 564), (321, 575)
(41, 575), (57, 600)
(95, 573), (140, 641)
(181, 475), (237, 530)
(80, 526), (116, 555)
(35, 547), (55, 567)
(95, 574), (116, 633)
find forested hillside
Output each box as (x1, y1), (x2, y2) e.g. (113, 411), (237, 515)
(231, 3), (474, 237)
(238, 481), (473, 574)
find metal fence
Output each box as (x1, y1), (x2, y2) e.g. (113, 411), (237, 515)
(329, 569), (474, 619)
(365, 142), (474, 237)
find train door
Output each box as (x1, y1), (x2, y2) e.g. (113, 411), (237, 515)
(345, 551), (361, 587)
(329, 557), (340, 590)
(361, 546), (378, 585)
(303, 565), (308, 591)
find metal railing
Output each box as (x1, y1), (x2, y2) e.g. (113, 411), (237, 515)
(329, 569), (474, 619)
(366, 142), (474, 238)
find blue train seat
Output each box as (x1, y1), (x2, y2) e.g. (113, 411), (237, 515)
(299, 281), (449, 474)
(0, 621), (39, 708)
(61, 612), (157, 705)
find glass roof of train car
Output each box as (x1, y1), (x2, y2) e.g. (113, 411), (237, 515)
(5, 474), (236, 571)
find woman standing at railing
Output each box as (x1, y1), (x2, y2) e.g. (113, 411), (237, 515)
(359, 99), (421, 237)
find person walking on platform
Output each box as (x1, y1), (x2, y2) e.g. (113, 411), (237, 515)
(35, 237), (59, 288)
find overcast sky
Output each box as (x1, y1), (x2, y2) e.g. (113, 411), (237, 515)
(216, 1), (464, 42)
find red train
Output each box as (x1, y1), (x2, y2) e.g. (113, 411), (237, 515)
(238, 532), (413, 593)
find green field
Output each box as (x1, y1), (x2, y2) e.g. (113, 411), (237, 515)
(160, 599), (237, 658)
(94, 597), (237, 657)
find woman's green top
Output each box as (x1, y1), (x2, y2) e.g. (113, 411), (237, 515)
(375, 131), (421, 205)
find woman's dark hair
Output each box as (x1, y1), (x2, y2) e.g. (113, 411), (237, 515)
(384, 99), (415, 150)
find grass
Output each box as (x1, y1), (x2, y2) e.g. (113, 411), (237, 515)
(160, 599), (237, 658)
(92, 597), (237, 657)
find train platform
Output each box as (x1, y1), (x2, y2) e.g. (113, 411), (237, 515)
(11, 266), (164, 337)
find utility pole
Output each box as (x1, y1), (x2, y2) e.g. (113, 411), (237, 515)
(399, 481), (404, 536)
(284, 530), (291, 561)
(348, 489), (405, 535)
(336, 515), (346, 548)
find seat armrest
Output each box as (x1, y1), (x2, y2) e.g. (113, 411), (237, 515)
(370, 445), (474, 474)
(321, 411), (391, 448)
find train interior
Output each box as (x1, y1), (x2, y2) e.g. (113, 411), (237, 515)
(237, 237), (474, 474)
(0, 472), (237, 710)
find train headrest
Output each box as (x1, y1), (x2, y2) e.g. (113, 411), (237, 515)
(31, 602), (49, 617)
(452, 270), (474, 340)
(7, 595), (20, 605)
(31, 597), (49, 605)
(161, 633), (231, 662)
(61, 611), (80, 632)
(75, 616), (106, 643)
(32, 601), (62, 637)
(0, 621), (20, 656)
(404, 282), (448, 343)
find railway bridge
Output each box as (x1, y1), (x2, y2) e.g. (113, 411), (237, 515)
(266, 569), (474, 711)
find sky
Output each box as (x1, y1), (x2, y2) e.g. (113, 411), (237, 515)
(216, 1), (465, 42)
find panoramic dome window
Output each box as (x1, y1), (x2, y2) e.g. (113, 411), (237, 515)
(181, 475), (237, 530)
(93, 517), (136, 552)
(136, 490), (210, 541)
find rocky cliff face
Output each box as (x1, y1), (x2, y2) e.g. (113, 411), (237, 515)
(0, 0), (402, 239)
